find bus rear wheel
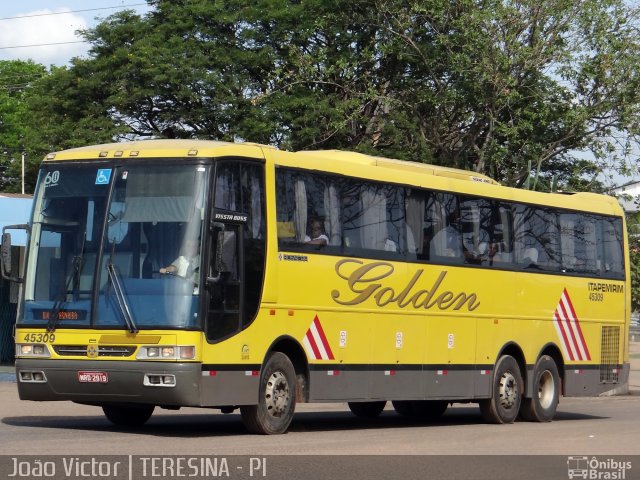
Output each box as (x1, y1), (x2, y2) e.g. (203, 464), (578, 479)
(102, 404), (155, 427)
(348, 401), (387, 418)
(479, 355), (522, 424)
(520, 355), (560, 422)
(240, 352), (297, 434)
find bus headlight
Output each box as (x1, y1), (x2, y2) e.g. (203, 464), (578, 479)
(16, 344), (51, 358)
(136, 346), (196, 360)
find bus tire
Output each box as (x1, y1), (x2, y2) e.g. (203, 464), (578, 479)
(520, 355), (560, 422)
(392, 400), (448, 419)
(479, 355), (522, 424)
(102, 404), (154, 427)
(411, 400), (449, 419)
(240, 352), (297, 434)
(348, 401), (387, 418)
(392, 400), (415, 416)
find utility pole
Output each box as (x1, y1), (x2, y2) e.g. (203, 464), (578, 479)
(21, 150), (25, 194)
(0, 147), (27, 193)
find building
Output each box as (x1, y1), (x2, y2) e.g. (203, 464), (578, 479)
(611, 181), (640, 214)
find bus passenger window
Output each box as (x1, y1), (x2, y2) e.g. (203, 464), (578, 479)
(405, 189), (425, 260)
(428, 193), (463, 263)
(514, 205), (560, 272)
(560, 213), (598, 274)
(275, 169), (342, 249)
(600, 217), (624, 278)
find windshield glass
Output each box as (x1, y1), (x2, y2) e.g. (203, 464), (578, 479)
(96, 165), (207, 329)
(21, 163), (208, 330)
(22, 165), (111, 327)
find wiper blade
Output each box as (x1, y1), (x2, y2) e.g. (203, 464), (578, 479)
(106, 263), (138, 333)
(46, 303), (64, 333)
(47, 244), (85, 332)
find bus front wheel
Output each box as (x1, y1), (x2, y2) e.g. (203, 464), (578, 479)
(241, 352), (297, 434)
(519, 355), (560, 422)
(102, 404), (155, 427)
(479, 355), (522, 424)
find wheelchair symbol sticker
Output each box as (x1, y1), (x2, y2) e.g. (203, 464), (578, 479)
(96, 169), (112, 185)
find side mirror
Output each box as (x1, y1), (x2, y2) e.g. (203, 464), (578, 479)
(1, 233), (12, 277)
(1, 224), (29, 283)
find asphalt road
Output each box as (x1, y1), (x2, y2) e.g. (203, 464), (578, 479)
(1, 342), (639, 480)
(0, 382), (638, 456)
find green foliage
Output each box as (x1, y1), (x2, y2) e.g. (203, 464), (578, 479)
(4, 0), (640, 194)
(0, 60), (47, 192)
(628, 217), (640, 313)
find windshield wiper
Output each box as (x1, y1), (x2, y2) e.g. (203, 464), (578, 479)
(106, 257), (138, 334)
(47, 235), (86, 332)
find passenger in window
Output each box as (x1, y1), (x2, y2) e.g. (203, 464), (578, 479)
(160, 238), (201, 289)
(487, 240), (507, 265)
(305, 218), (329, 246)
(384, 238), (398, 252)
(522, 247), (540, 269)
(462, 236), (484, 264)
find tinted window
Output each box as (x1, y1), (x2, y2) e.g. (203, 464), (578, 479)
(276, 169), (406, 257)
(426, 192), (463, 264)
(342, 180), (405, 255)
(459, 198), (513, 267)
(208, 161), (266, 342)
(274, 167), (624, 280)
(600, 217), (625, 278)
(560, 213), (598, 274)
(514, 206), (560, 271)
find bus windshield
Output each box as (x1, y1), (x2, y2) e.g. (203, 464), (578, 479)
(21, 163), (208, 330)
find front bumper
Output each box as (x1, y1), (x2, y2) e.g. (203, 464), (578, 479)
(15, 359), (202, 406)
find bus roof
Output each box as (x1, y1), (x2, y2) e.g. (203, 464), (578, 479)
(42, 139), (270, 162)
(272, 149), (622, 216)
(294, 149), (499, 185)
(42, 139), (623, 216)
(44, 140), (495, 184)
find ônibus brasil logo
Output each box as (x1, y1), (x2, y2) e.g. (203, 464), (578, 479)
(567, 456), (632, 479)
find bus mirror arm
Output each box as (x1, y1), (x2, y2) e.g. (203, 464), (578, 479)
(1, 224), (29, 283)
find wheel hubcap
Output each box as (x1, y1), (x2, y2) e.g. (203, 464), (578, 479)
(498, 371), (519, 410)
(264, 371), (290, 418)
(537, 370), (555, 409)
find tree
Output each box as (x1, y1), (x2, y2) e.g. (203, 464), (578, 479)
(75, 5), (278, 142)
(630, 232), (640, 313)
(27, 0), (640, 190)
(0, 60), (47, 192)
(255, 0), (640, 190)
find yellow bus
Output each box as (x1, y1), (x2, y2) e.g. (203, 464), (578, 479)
(2, 140), (630, 434)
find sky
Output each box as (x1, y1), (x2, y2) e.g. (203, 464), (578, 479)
(0, 1), (153, 66)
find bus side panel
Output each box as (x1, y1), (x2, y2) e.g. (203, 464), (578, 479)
(199, 370), (260, 406)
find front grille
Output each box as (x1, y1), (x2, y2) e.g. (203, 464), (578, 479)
(599, 326), (620, 383)
(53, 345), (136, 357)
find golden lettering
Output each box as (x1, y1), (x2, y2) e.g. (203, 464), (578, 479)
(332, 260), (480, 312)
(436, 291), (454, 309)
(452, 292), (480, 311)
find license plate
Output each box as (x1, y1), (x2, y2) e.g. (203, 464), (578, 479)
(77, 371), (108, 383)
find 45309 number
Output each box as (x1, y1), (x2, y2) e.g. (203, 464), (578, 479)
(588, 292), (604, 302)
(23, 333), (55, 343)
